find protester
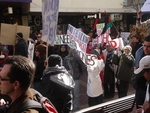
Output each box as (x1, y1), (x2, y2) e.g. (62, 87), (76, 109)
(131, 34), (143, 58)
(15, 32), (28, 57)
(33, 33), (47, 62)
(37, 54), (74, 113)
(134, 35), (150, 109)
(134, 56), (150, 113)
(36, 33), (47, 45)
(33, 44), (47, 89)
(57, 45), (68, 62)
(0, 56), (38, 112)
(87, 45), (104, 107)
(136, 10), (150, 36)
(64, 48), (85, 111)
(103, 42), (115, 98)
(113, 45), (135, 98)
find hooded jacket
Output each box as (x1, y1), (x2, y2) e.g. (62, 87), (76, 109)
(37, 66), (74, 113)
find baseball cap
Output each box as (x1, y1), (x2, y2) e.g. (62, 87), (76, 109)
(134, 55), (150, 74)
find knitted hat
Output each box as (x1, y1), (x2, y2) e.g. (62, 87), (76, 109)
(123, 45), (132, 52)
(16, 32), (23, 38)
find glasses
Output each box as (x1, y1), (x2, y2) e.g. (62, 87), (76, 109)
(0, 77), (10, 81)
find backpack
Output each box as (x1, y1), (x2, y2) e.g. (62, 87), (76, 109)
(15, 89), (58, 113)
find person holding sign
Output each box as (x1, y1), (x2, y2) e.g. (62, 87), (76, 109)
(113, 45), (134, 98)
(136, 10), (150, 35)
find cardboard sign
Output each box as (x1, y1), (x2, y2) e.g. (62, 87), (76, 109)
(42, 0), (59, 46)
(0, 23), (30, 45)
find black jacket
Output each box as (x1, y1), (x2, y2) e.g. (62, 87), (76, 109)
(37, 66), (74, 113)
(15, 39), (28, 57)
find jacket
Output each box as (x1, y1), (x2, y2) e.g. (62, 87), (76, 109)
(135, 46), (145, 68)
(37, 66), (74, 113)
(113, 53), (135, 82)
(87, 59), (104, 97)
(64, 56), (83, 80)
(7, 89), (39, 113)
(15, 39), (28, 57)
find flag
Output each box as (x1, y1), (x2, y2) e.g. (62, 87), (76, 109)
(101, 11), (112, 34)
(93, 18), (99, 30)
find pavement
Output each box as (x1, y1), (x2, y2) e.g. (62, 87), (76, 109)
(79, 73), (136, 112)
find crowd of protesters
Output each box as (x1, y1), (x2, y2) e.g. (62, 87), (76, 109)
(1, 10), (150, 113)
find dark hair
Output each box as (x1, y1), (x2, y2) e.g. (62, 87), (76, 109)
(48, 54), (62, 67)
(36, 44), (47, 60)
(144, 35), (150, 42)
(4, 56), (35, 91)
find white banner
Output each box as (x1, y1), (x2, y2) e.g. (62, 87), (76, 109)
(141, 0), (150, 13)
(54, 35), (70, 45)
(67, 24), (89, 53)
(96, 23), (105, 36)
(121, 32), (130, 46)
(28, 42), (35, 61)
(42, 0), (59, 46)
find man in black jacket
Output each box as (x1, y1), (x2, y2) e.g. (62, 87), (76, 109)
(15, 32), (28, 57)
(37, 54), (75, 113)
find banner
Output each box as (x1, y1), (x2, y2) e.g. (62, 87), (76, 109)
(121, 32), (130, 46)
(54, 35), (70, 45)
(96, 23), (111, 36)
(28, 42), (35, 60)
(42, 0), (59, 46)
(141, 0), (150, 13)
(67, 24), (89, 53)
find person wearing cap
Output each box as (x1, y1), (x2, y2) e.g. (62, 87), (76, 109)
(134, 55), (150, 113)
(113, 45), (135, 98)
(134, 35), (150, 109)
(15, 32), (28, 57)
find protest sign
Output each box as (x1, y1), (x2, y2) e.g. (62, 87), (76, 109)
(28, 41), (35, 60)
(121, 32), (130, 46)
(141, 0), (150, 13)
(42, 0), (59, 46)
(54, 35), (70, 45)
(0, 23), (30, 45)
(67, 24), (89, 53)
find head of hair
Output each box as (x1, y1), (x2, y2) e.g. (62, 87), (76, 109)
(4, 56), (35, 91)
(36, 44), (47, 60)
(144, 35), (150, 42)
(68, 49), (74, 57)
(48, 54), (62, 67)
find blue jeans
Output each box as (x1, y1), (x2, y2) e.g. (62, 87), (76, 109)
(73, 80), (80, 111)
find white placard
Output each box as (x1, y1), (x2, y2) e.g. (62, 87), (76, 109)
(141, 0), (150, 13)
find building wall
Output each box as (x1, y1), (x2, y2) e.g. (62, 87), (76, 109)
(30, 0), (135, 13)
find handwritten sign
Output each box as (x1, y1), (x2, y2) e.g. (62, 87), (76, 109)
(96, 23), (105, 36)
(42, 0), (59, 46)
(54, 35), (70, 45)
(67, 24), (89, 53)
